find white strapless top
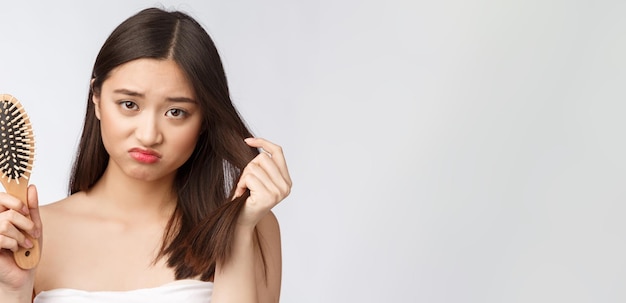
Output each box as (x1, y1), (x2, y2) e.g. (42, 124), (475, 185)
(34, 279), (213, 303)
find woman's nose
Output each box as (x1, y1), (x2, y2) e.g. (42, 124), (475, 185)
(135, 113), (163, 146)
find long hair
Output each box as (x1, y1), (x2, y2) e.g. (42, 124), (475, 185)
(69, 8), (261, 280)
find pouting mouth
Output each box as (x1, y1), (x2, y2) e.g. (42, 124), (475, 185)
(128, 147), (162, 158)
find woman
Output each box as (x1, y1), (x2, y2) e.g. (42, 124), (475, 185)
(0, 7), (291, 303)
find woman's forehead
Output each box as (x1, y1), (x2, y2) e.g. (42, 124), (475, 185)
(103, 58), (196, 100)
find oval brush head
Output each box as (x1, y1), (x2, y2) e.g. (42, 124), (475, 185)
(0, 94), (39, 269)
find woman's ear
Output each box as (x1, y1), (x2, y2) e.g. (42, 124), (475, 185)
(91, 79), (101, 120)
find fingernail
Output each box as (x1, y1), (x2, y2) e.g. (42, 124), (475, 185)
(244, 138), (253, 142)
(24, 239), (33, 249)
(21, 205), (30, 215)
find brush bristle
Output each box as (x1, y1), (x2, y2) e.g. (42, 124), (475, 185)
(0, 96), (35, 184)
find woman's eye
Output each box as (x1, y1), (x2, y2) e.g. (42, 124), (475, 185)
(166, 108), (187, 118)
(119, 101), (138, 110)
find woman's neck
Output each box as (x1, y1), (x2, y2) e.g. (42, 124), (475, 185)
(85, 163), (178, 223)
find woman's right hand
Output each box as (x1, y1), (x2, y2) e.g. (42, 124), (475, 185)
(0, 185), (41, 298)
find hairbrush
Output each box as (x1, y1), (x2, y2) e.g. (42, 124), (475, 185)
(0, 94), (39, 269)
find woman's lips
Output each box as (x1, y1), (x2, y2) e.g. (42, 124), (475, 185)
(129, 148), (161, 164)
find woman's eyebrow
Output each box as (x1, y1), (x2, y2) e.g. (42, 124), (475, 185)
(113, 88), (196, 103)
(166, 96), (197, 103)
(113, 88), (144, 97)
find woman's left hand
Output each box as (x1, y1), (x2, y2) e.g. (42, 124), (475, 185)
(233, 137), (292, 228)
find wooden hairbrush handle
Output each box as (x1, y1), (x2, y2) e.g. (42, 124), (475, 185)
(4, 181), (40, 269)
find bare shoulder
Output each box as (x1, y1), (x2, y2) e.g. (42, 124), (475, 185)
(35, 192), (89, 292)
(37, 192), (93, 250)
(38, 192), (92, 257)
(39, 192), (88, 223)
(255, 211), (282, 257)
(257, 211), (280, 235)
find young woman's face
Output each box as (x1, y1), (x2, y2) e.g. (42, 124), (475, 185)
(93, 58), (203, 182)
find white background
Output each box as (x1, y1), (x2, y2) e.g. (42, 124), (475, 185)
(2, 1), (626, 302)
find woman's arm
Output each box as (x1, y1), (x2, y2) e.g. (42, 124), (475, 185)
(212, 212), (282, 303)
(212, 138), (290, 303)
(255, 213), (282, 303)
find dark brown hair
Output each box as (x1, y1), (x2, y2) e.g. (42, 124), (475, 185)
(69, 7), (260, 280)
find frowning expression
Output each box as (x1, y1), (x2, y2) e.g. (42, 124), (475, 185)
(93, 58), (203, 182)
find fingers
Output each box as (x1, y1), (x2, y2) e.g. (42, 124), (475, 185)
(0, 210), (35, 251)
(238, 166), (273, 204)
(28, 185), (42, 239)
(0, 185), (40, 252)
(249, 153), (291, 199)
(233, 157), (278, 201)
(244, 138), (292, 185)
(0, 192), (29, 215)
(0, 235), (20, 252)
(234, 138), (292, 203)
